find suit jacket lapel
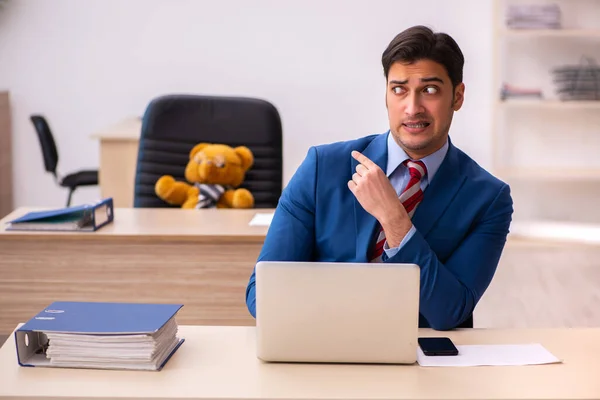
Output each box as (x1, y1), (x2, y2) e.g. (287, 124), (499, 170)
(353, 133), (388, 261)
(411, 139), (466, 238)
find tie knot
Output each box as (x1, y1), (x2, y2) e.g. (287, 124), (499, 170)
(404, 160), (427, 179)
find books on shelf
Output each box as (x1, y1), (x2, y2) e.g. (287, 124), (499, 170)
(506, 4), (561, 30)
(5, 197), (114, 232)
(500, 83), (543, 101)
(552, 56), (600, 101)
(15, 301), (184, 371)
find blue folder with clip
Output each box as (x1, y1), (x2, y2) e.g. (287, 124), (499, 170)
(6, 197), (114, 232)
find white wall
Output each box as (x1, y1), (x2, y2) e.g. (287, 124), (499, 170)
(0, 0), (493, 208)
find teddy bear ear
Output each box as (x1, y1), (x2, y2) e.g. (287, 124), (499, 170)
(234, 146), (254, 171)
(189, 143), (211, 159)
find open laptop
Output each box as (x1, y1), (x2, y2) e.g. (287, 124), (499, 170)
(255, 261), (420, 364)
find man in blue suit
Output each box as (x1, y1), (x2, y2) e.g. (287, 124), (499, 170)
(245, 25), (513, 330)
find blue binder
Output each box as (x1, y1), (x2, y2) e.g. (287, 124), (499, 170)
(6, 198), (114, 232)
(15, 301), (185, 371)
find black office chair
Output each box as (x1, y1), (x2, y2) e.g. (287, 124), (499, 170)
(133, 94), (283, 208)
(30, 115), (99, 207)
(458, 315), (473, 329)
(419, 314), (473, 329)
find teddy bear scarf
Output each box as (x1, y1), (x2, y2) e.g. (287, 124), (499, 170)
(195, 183), (226, 208)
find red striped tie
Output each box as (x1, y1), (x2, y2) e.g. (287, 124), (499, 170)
(370, 160), (427, 262)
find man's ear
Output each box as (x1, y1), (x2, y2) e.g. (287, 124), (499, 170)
(452, 83), (465, 111)
(385, 80), (390, 110)
(189, 143), (211, 159)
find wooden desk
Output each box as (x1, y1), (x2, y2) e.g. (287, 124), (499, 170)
(1, 325), (599, 399)
(91, 117), (142, 208)
(0, 208), (270, 335)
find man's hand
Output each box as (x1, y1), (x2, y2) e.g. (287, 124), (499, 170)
(347, 151), (412, 248)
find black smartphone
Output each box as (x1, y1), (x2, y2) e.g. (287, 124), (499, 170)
(418, 337), (459, 356)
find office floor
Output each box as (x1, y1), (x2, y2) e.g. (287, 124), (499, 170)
(0, 242), (598, 347)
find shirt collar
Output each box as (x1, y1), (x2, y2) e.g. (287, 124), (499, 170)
(386, 131), (449, 184)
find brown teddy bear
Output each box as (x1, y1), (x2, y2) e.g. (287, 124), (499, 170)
(155, 143), (255, 209)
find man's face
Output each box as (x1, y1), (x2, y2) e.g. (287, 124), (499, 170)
(385, 59), (464, 159)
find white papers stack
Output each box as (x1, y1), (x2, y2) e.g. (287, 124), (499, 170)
(417, 343), (561, 367)
(44, 318), (181, 371)
(249, 212), (274, 227)
(506, 4), (562, 29)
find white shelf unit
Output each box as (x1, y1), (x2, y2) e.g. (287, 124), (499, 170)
(500, 28), (600, 37)
(496, 167), (600, 181)
(492, 0), (600, 243)
(510, 219), (600, 245)
(498, 99), (600, 109)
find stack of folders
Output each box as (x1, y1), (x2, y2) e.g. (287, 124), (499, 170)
(15, 301), (184, 371)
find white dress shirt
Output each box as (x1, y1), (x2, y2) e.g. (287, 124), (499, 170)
(383, 132), (449, 257)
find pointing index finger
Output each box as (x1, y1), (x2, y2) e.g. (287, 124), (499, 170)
(351, 150), (376, 169)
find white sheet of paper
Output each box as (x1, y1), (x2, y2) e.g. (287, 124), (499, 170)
(249, 213), (274, 227)
(417, 344), (561, 367)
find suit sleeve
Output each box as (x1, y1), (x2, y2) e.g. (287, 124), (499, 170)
(386, 184), (514, 330)
(245, 147), (318, 318)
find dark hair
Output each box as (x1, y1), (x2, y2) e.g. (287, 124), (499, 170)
(382, 25), (464, 89)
